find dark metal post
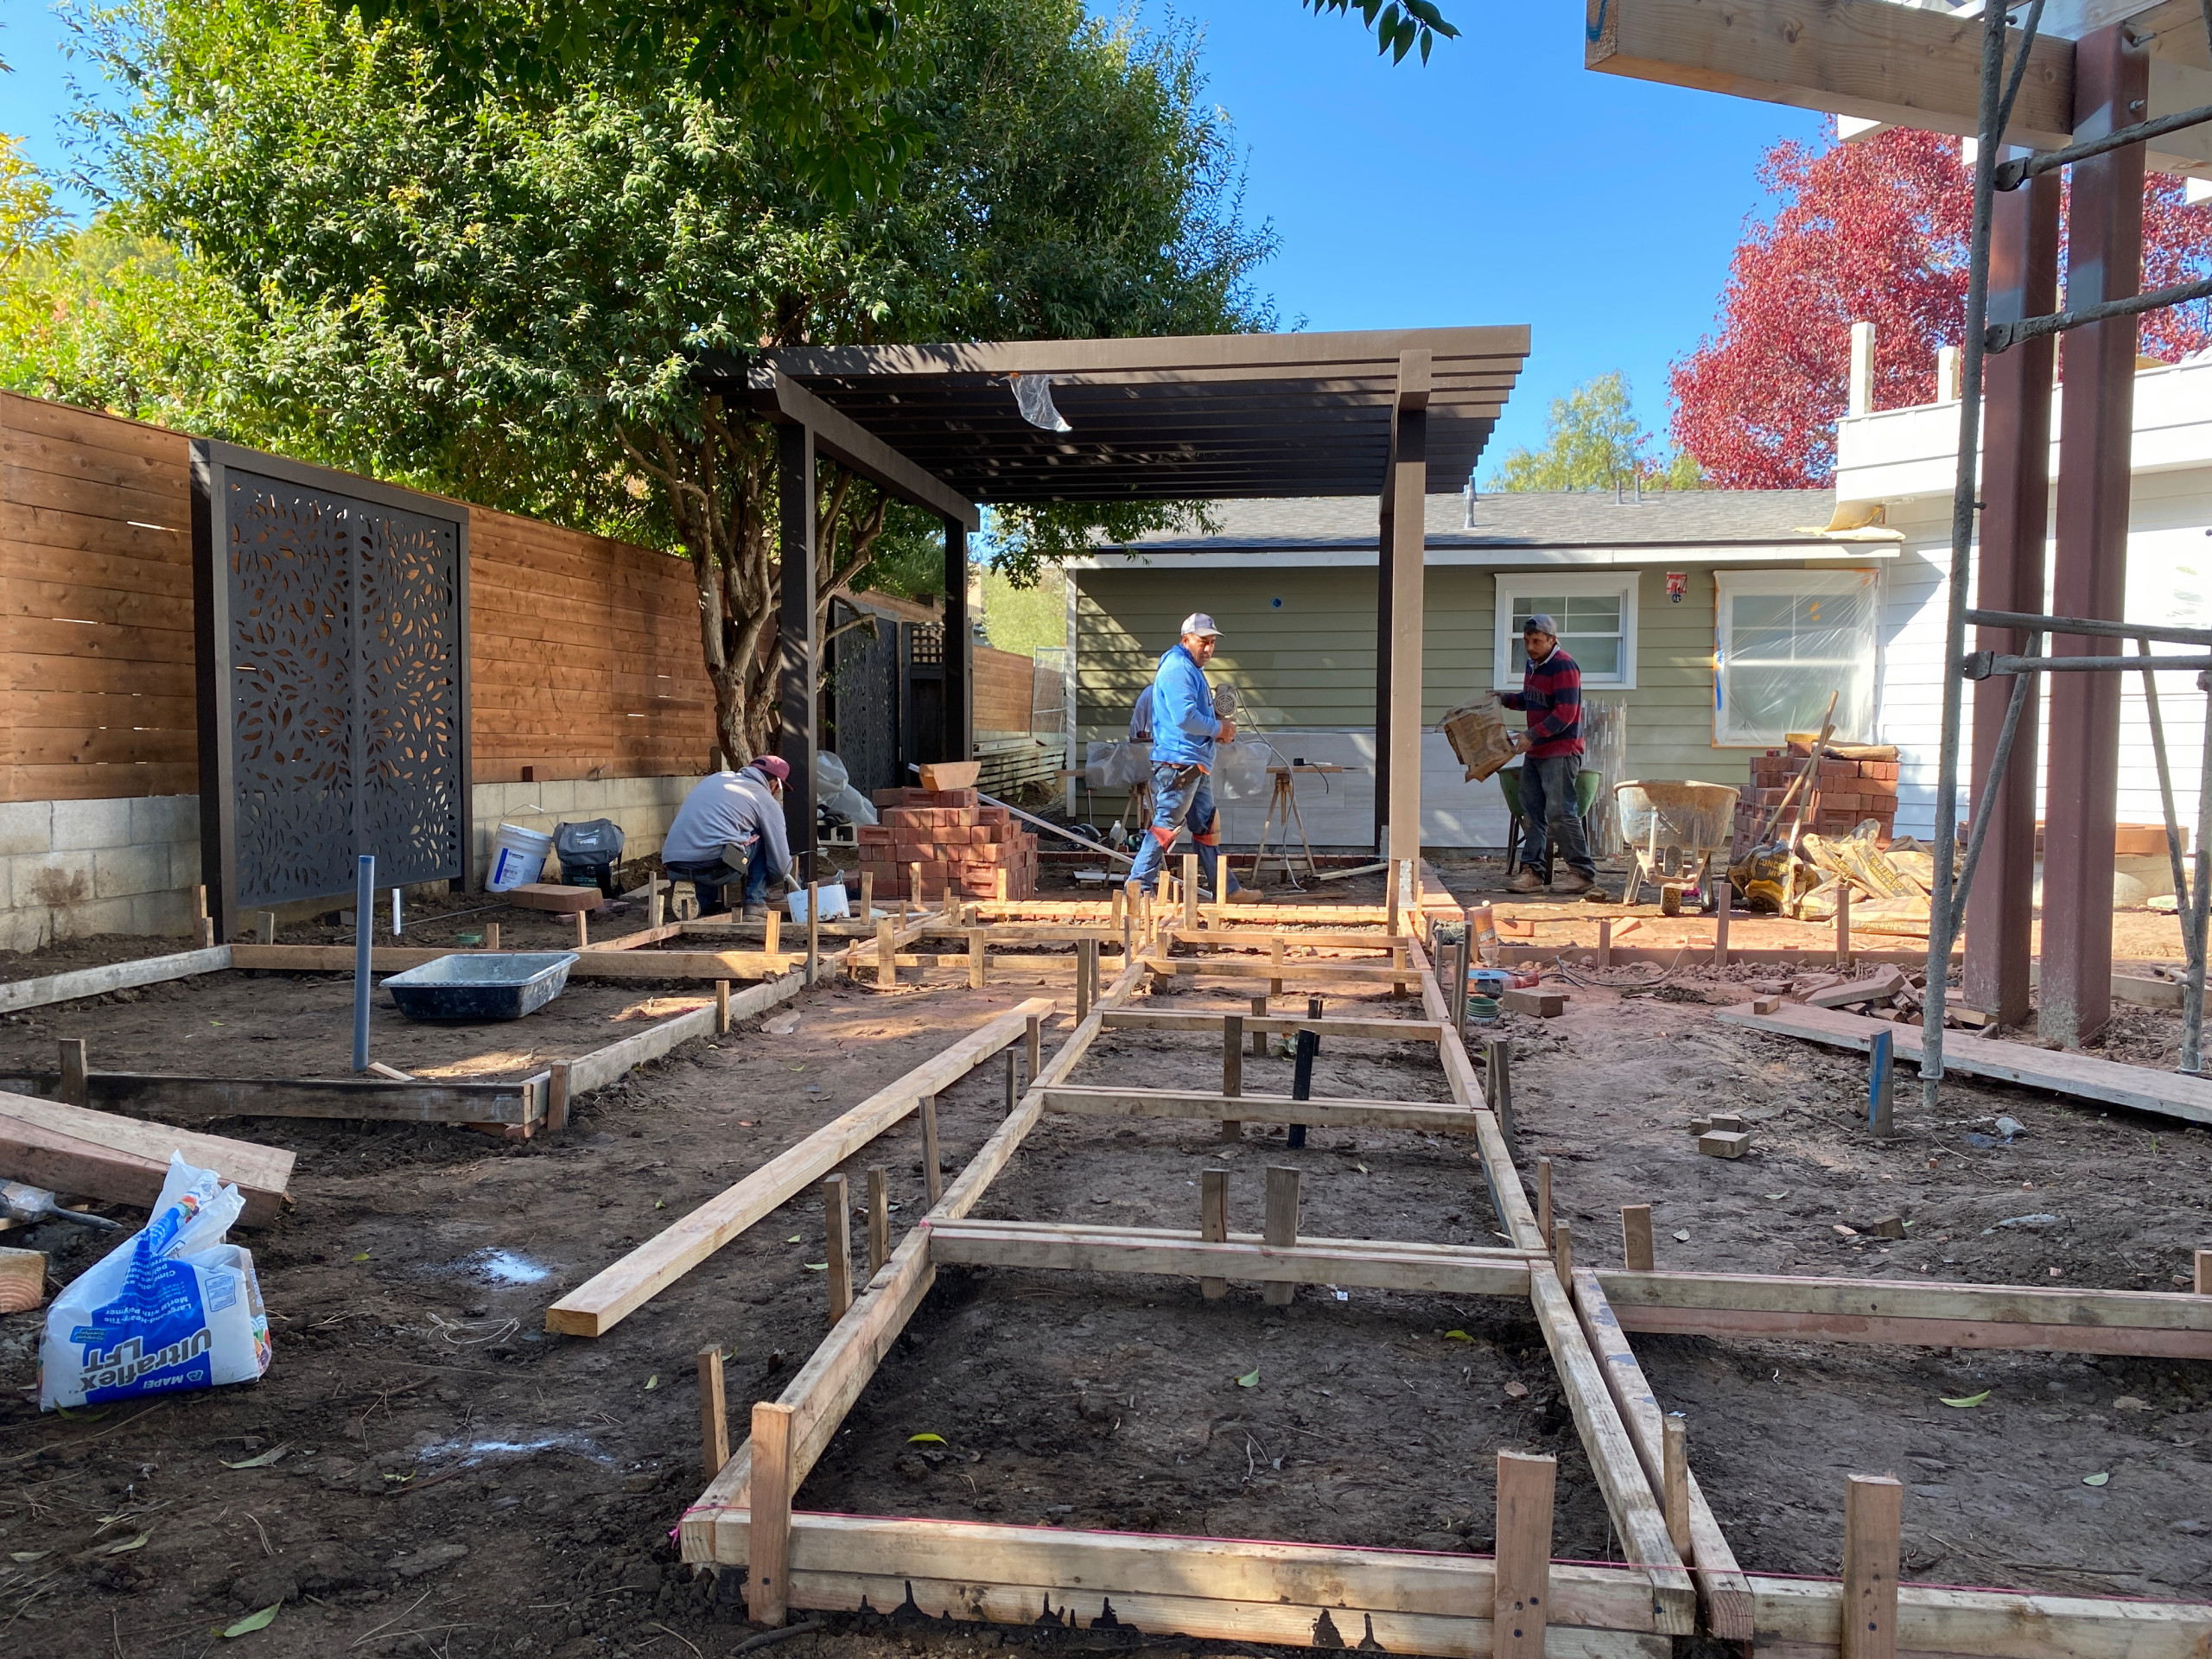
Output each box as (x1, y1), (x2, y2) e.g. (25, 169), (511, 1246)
(2040, 23), (2149, 1050)
(353, 853), (374, 1072)
(1374, 484), (1395, 856)
(779, 423), (817, 882)
(1965, 171), (2060, 1027)
(944, 517), (971, 762)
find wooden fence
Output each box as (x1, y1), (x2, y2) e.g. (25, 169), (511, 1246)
(1, 391), (718, 803)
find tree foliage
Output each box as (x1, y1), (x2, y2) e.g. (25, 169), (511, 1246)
(1670, 126), (2212, 488)
(51, 0), (1273, 760)
(1485, 372), (1700, 492)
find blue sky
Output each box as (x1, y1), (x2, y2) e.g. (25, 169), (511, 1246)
(1, 0), (1828, 464)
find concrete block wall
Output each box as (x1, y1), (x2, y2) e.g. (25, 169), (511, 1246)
(0, 776), (702, 954)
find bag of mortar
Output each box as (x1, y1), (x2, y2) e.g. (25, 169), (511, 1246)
(1440, 694), (1517, 783)
(40, 1154), (270, 1411)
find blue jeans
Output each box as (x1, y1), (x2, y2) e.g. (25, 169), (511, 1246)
(1129, 763), (1222, 894)
(665, 839), (773, 910)
(1519, 753), (1596, 881)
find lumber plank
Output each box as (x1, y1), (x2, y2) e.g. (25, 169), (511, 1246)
(230, 943), (788, 981)
(1160, 927), (1420, 950)
(924, 1219), (1535, 1296)
(0, 1090), (293, 1225)
(0, 945), (230, 1014)
(1039, 1084), (1480, 1134)
(1719, 1001), (2212, 1128)
(0, 1070), (547, 1126)
(679, 961), (1149, 1559)
(1103, 1010), (1444, 1040)
(563, 972), (807, 1096)
(1748, 1573), (2212, 1659)
(1527, 1261), (1697, 1635)
(1596, 1268), (2212, 1357)
(545, 997), (1054, 1338)
(1569, 1268), (1755, 1642)
(1142, 956), (1408, 983)
(1411, 941), (1546, 1250)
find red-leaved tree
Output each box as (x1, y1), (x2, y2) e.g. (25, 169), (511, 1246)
(1671, 127), (2212, 487)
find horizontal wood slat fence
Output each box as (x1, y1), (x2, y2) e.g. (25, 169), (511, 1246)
(2, 391), (719, 803)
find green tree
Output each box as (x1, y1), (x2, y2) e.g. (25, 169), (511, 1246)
(67, 0), (1272, 759)
(1485, 372), (1702, 493)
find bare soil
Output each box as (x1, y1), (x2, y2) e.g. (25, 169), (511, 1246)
(0, 873), (2202, 1658)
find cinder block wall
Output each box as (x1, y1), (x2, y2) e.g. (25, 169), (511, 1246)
(0, 777), (703, 954)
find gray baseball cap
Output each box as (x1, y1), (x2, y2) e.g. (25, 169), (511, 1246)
(1179, 613), (1224, 638)
(1522, 613), (1559, 638)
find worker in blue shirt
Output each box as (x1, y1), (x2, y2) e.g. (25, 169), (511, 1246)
(1129, 613), (1249, 900)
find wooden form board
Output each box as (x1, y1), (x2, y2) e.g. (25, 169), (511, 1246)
(1714, 1001), (2212, 1128)
(0, 1068), (549, 1127)
(1141, 956), (1410, 985)
(0, 1090), (292, 1224)
(546, 997), (1055, 1337)
(1598, 1268), (2212, 1359)
(230, 943), (786, 982)
(1040, 1084), (1481, 1135)
(0, 945), (230, 1014)
(1103, 1010), (1444, 1040)
(561, 971), (810, 1098)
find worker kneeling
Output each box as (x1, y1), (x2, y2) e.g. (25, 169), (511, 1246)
(1129, 613), (1248, 901)
(661, 754), (795, 920)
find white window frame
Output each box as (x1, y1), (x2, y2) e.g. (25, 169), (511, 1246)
(1491, 572), (1638, 692)
(1712, 567), (1881, 748)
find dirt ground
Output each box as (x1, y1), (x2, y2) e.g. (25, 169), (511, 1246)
(0, 858), (2203, 1657)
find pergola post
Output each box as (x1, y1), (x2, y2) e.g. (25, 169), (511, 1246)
(779, 423), (818, 880)
(1965, 168), (2060, 1027)
(2041, 24), (2148, 1049)
(943, 517), (972, 763)
(1387, 351), (1432, 874)
(1375, 488), (1395, 855)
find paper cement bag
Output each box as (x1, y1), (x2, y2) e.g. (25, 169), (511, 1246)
(40, 1154), (270, 1411)
(1440, 694), (1518, 783)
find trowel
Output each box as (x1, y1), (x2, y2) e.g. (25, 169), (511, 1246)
(0, 1181), (123, 1231)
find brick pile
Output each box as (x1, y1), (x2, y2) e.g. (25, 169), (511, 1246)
(856, 787), (1039, 900)
(1738, 750), (1900, 845)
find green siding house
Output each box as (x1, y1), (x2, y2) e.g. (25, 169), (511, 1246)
(1069, 488), (1897, 849)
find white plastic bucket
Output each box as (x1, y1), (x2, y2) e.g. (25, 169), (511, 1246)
(487, 823), (553, 892)
(788, 883), (852, 925)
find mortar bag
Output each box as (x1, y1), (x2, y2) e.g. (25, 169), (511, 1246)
(40, 1154), (270, 1411)
(1212, 736), (1269, 802)
(1439, 694), (1517, 783)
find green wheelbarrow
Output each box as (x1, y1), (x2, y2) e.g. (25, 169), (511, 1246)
(1498, 766), (1604, 880)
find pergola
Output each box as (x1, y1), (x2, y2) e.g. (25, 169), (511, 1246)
(697, 327), (1532, 871)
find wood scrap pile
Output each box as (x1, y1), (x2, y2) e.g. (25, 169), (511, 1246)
(1751, 965), (1988, 1029)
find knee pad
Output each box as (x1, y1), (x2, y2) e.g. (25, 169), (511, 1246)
(1149, 825), (1179, 847)
(1192, 830), (1220, 846)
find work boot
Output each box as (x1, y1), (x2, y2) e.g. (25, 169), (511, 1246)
(1508, 868), (1546, 894)
(1550, 868), (1593, 897)
(741, 902), (769, 922)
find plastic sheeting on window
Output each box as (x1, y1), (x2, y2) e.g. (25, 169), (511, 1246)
(1713, 569), (1879, 747)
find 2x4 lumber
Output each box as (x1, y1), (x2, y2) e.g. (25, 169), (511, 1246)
(1160, 927), (1418, 950)
(1039, 1084), (1480, 1135)
(1747, 1572), (2212, 1658)
(1103, 1010), (1444, 1040)
(1528, 1261), (1698, 1635)
(1842, 1475), (1902, 1659)
(545, 996), (1054, 1337)
(923, 1219), (1535, 1298)
(1494, 1451), (1556, 1659)
(1569, 1268), (1756, 1642)
(0, 944), (229, 1014)
(230, 943), (789, 981)
(1200, 1170), (1229, 1300)
(749, 1402), (796, 1625)
(698, 1347), (729, 1475)
(1716, 1001), (2212, 1128)
(0, 1068), (550, 1128)
(680, 962), (1148, 1561)
(823, 1175), (854, 1322)
(1595, 1267), (2212, 1358)
(0, 1090), (293, 1226)
(1409, 940), (1543, 1250)
(695, 1509), (1664, 1653)
(1142, 956), (1410, 985)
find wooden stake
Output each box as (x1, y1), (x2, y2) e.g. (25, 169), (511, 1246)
(1536, 1155), (1553, 1243)
(1838, 883), (1854, 969)
(823, 1174), (853, 1322)
(1387, 858), (1402, 938)
(1486, 1038), (1519, 1154)
(909, 861), (923, 912)
(573, 910), (588, 950)
(878, 917), (897, 991)
(1391, 940), (1411, 1000)
(547, 1062), (570, 1135)
(1662, 1415), (1690, 1558)
(1597, 917), (1611, 968)
(1554, 1219), (1573, 1281)
(1221, 1014), (1243, 1141)
(1076, 938), (1097, 1020)
(255, 911), (277, 945)
(994, 867), (1008, 903)
(486, 923), (499, 951)
(198, 915), (218, 949)
(1005, 1048), (1020, 1114)
(1492, 1449), (1556, 1659)
(1110, 883), (1124, 931)
(1621, 1204), (1655, 1273)
(806, 881), (821, 983)
(968, 928), (987, 990)
(866, 1166), (889, 1274)
(649, 881), (664, 930)
(764, 909), (780, 958)
(194, 884), (208, 922)
(1182, 852), (1199, 931)
(2198, 1247), (2211, 1295)
(1026, 1013), (1042, 1080)
(748, 1401), (794, 1625)
(58, 1039), (87, 1109)
(715, 979), (732, 1035)
(1123, 880), (1139, 957)
(1841, 1474), (1903, 1659)
(697, 1346), (728, 1475)
(861, 871), (874, 918)
(920, 1095), (943, 1205)
(1249, 996), (1268, 1054)
(1712, 879), (1730, 967)
(1263, 1165), (1300, 1307)
(1200, 1168), (1229, 1300)
(1268, 937), (1285, 997)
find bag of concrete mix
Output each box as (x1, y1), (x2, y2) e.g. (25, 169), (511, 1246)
(1440, 694), (1518, 783)
(40, 1154), (270, 1411)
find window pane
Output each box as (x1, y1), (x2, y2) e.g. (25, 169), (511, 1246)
(1719, 582), (1877, 743)
(1560, 594), (1621, 631)
(1567, 637), (1620, 677)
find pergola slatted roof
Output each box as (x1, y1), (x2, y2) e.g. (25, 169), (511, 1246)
(717, 326), (1530, 505)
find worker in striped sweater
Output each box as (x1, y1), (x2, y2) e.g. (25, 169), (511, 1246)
(1503, 613), (1604, 898)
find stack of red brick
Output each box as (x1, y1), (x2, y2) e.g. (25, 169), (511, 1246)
(856, 787), (1039, 900)
(1738, 748), (1900, 844)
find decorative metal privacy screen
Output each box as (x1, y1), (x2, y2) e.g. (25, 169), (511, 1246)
(192, 442), (470, 939)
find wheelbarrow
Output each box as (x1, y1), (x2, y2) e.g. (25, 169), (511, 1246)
(1612, 780), (1740, 909)
(1497, 766), (1605, 880)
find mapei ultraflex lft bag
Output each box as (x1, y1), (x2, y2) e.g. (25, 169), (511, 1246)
(39, 1154), (270, 1411)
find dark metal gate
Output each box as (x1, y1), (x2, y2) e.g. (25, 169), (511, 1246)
(192, 442), (471, 941)
(902, 621), (946, 770)
(826, 598), (901, 796)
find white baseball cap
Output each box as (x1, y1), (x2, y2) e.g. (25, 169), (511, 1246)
(1179, 613), (1224, 638)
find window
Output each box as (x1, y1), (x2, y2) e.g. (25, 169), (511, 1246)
(1713, 569), (1879, 747)
(1491, 574), (1637, 690)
